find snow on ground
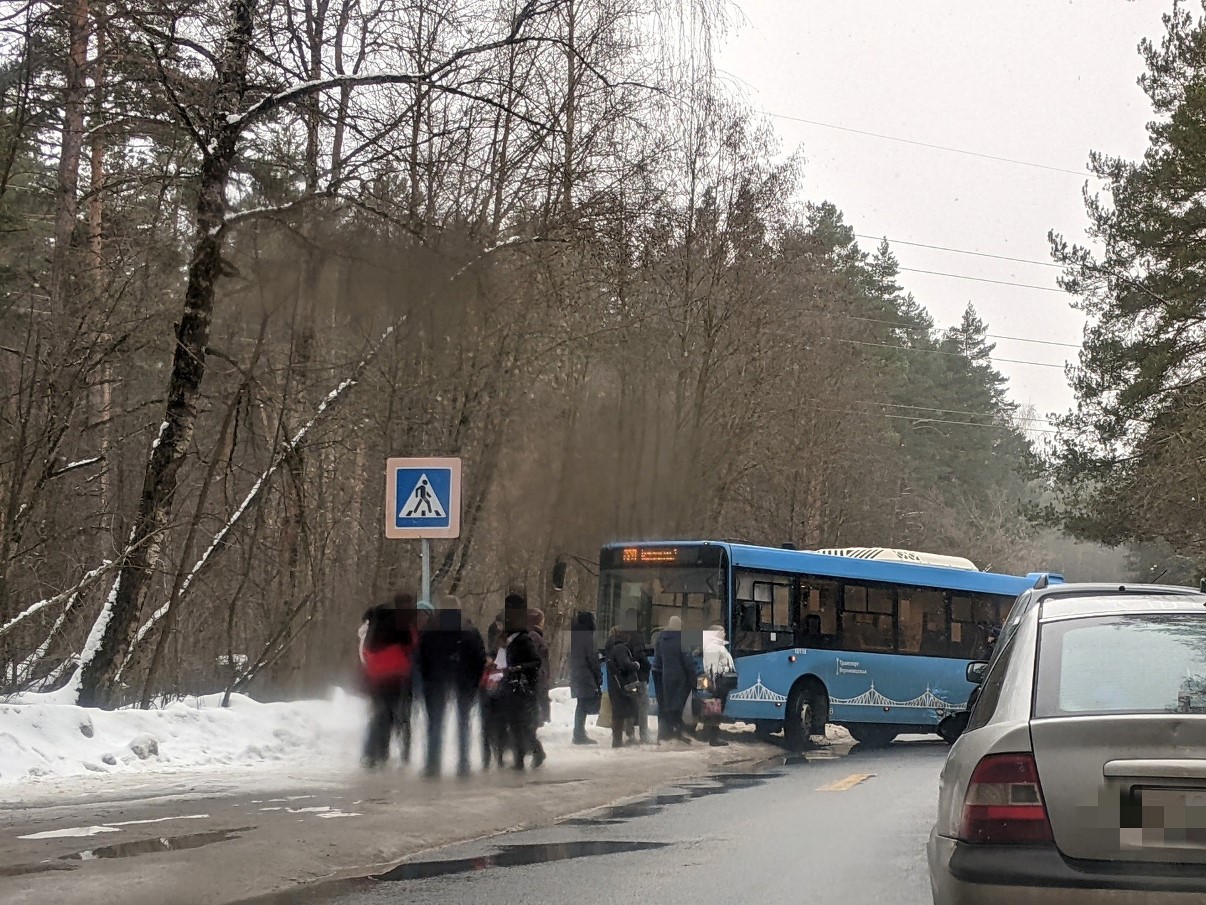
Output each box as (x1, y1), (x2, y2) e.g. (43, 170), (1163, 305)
(0, 688), (365, 786)
(0, 685), (663, 788)
(2, 681), (864, 790)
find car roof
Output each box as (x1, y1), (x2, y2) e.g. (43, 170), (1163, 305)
(1034, 582), (1206, 622)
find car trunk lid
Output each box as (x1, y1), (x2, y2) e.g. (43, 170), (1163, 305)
(1031, 610), (1206, 863)
(1031, 716), (1206, 863)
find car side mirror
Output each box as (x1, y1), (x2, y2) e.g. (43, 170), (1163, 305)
(966, 661), (988, 685)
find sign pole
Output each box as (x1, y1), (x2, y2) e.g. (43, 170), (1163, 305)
(420, 538), (432, 607)
(384, 456), (461, 608)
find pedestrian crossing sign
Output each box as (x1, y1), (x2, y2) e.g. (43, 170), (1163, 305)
(385, 457), (461, 538)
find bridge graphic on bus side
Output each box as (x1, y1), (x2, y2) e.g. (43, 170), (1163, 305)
(727, 675), (788, 704)
(728, 678), (966, 711)
(829, 683), (966, 710)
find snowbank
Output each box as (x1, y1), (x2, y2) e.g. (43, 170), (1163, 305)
(0, 689), (366, 786)
(0, 685), (638, 787)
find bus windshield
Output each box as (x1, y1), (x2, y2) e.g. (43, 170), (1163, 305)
(597, 566), (726, 641)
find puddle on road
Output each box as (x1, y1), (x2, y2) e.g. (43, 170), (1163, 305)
(0, 861), (78, 878)
(376, 840), (669, 881)
(557, 772), (773, 826)
(60, 827), (254, 861)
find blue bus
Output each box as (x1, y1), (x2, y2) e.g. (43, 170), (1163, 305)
(596, 541), (1059, 748)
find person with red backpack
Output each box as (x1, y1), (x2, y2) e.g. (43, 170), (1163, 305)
(360, 598), (418, 768)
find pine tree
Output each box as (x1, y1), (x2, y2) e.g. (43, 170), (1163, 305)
(1049, 0), (1206, 556)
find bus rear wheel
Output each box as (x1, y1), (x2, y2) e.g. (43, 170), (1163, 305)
(846, 724), (897, 748)
(783, 682), (827, 751)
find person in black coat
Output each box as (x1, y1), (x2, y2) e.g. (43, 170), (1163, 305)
(621, 608), (652, 745)
(502, 594), (546, 770)
(653, 615), (696, 743)
(605, 627), (639, 748)
(417, 595), (486, 777)
(528, 608), (552, 727)
(569, 611), (602, 744)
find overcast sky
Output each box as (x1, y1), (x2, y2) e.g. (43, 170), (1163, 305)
(716, 0), (1166, 427)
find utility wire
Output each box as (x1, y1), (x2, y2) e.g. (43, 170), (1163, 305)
(864, 400), (1056, 425)
(854, 233), (1063, 269)
(897, 266), (1064, 293)
(839, 313), (1081, 350)
(767, 112), (1090, 177)
(832, 337), (1068, 369)
(804, 404), (1058, 435)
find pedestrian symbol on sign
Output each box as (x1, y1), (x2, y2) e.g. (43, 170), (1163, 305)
(400, 473), (446, 520)
(385, 458), (460, 539)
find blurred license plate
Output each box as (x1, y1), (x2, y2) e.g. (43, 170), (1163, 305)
(1123, 788), (1206, 848)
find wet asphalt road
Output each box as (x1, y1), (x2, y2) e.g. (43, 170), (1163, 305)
(272, 737), (947, 905)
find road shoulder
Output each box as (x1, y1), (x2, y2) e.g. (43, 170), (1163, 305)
(1, 740), (778, 905)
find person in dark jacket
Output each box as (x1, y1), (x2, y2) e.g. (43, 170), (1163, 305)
(528, 608), (552, 727)
(360, 602), (417, 767)
(621, 608), (652, 745)
(418, 595), (486, 777)
(502, 594), (545, 770)
(604, 627), (640, 748)
(569, 611), (602, 744)
(653, 615), (696, 743)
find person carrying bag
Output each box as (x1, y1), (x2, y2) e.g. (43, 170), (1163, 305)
(699, 623), (737, 747)
(604, 626), (640, 748)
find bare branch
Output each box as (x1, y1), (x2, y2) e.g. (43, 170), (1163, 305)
(232, 29), (553, 128)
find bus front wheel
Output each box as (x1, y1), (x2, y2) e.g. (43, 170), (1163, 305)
(847, 724), (897, 748)
(783, 681), (827, 751)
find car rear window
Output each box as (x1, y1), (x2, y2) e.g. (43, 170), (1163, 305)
(1034, 614), (1206, 718)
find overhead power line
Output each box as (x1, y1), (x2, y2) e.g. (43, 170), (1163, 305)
(833, 337), (1068, 369)
(767, 112), (1090, 177)
(840, 314), (1081, 350)
(854, 234), (1063, 269)
(804, 404), (1058, 435)
(897, 266), (1064, 293)
(866, 400), (1056, 425)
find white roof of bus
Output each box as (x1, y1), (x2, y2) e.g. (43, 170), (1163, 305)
(812, 547), (979, 571)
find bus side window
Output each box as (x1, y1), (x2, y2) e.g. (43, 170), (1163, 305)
(950, 593), (1010, 659)
(799, 582), (839, 647)
(898, 588), (947, 656)
(733, 571), (795, 654)
(841, 584), (895, 652)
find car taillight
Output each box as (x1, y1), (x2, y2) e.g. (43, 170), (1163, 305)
(958, 753), (1053, 844)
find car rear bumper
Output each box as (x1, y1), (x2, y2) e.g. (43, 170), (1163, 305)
(928, 832), (1206, 904)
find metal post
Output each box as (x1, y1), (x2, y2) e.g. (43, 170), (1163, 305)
(420, 538), (432, 607)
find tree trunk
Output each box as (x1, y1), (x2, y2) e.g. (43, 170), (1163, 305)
(88, 2), (112, 546)
(50, 0), (90, 311)
(75, 0), (257, 708)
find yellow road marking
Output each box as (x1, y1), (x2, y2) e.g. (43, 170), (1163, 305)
(817, 772), (876, 792)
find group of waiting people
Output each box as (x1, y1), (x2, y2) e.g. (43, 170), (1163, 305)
(568, 612), (737, 748)
(358, 591), (551, 774)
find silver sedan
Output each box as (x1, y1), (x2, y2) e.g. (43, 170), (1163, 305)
(929, 582), (1206, 903)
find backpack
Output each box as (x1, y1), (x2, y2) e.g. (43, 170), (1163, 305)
(362, 643), (412, 684)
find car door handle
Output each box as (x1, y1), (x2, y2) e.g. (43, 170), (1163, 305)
(1104, 759), (1206, 780)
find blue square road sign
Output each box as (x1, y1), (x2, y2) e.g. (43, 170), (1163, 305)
(385, 457), (461, 539)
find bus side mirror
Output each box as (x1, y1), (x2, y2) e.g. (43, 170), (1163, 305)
(966, 661), (988, 685)
(551, 559), (568, 591)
